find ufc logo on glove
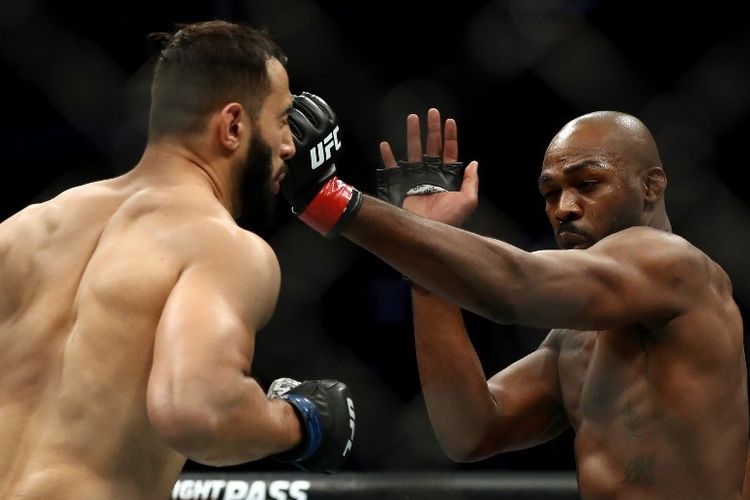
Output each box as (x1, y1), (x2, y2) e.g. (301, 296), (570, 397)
(280, 92), (362, 238)
(310, 126), (341, 169)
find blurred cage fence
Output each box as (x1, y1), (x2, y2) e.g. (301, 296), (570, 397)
(1, 0), (749, 487)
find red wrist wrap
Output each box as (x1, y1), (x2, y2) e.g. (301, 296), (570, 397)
(299, 176), (359, 236)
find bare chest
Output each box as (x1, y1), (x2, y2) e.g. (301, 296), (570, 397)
(556, 327), (652, 431)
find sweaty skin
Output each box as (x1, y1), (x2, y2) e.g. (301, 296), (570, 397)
(368, 110), (747, 499)
(0, 58), (300, 500)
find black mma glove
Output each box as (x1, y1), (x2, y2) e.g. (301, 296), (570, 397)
(267, 377), (356, 473)
(280, 92), (362, 237)
(376, 155), (465, 207)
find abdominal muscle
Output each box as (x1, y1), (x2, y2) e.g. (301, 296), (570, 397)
(560, 325), (745, 500)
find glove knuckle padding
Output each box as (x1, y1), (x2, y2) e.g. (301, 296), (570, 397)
(276, 379), (355, 473)
(376, 155), (465, 206)
(281, 93), (342, 212)
(303, 92), (336, 121)
(288, 108), (311, 146)
(293, 93), (336, 136)
(294, 96), (325, 129)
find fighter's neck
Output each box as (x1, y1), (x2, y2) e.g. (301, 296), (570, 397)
(647, 212), (672, 233)
(132, 142), (234, 213)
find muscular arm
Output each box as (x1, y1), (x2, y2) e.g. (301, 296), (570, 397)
(147, 228), (301, 466)
(379, 110), (567, 461)
(413, 287), (568, 461)
(345, 195), (703, 331)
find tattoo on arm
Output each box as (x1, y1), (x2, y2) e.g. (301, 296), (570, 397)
(623, 454), (656, 485)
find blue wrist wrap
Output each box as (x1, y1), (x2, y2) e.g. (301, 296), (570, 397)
(282, 394), (323, 461)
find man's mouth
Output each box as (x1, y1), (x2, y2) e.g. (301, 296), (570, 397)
(272, 168), (287, 194)
(556, 231), (589, 249)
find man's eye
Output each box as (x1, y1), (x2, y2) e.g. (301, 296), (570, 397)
(580, 181), (599, 190)
(542, 189), (559, 200)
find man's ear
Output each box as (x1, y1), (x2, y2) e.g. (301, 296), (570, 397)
(643, 166), (667, 203)
(217, 102), (248, 152)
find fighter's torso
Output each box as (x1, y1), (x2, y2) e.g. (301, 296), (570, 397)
(0, 177), (223, 499)
(551, 293), (747, 499)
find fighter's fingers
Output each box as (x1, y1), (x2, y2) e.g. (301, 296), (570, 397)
(443, 118), (458, 163)
(406, 114), (422, 162)
(461, 161), (480, 203)
(379, 141), (398, 168)
(426, 108), (442, 157)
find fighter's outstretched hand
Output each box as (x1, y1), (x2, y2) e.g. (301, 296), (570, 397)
(378, 108), (479, 226)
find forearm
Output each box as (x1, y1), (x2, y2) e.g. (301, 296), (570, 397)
(412, 287), (502, 461)
(165, 375), (302, 466)
(344, 195), (528, 323)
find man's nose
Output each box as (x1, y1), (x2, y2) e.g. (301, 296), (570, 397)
(280, 130), (296, 160)
(555, 190), (582, 222)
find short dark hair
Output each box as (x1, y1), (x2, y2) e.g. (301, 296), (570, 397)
(147, 20), (287, 139)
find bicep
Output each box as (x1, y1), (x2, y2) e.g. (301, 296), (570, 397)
(151, 266), (255, 384)
(514, 232), (699, 330)
(148, 240), (280, 417)
(482, 346), (569, 453)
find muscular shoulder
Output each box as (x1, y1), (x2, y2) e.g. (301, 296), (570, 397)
(194, 220), (280, 286)
(197, 222), (281, 328)
(595, 227), (714, 288)
(107, 185), (281, 294)
(161, 198), (279, 282)
(140, 192), (281, 326)
(595, 226), (693, 257)
(594, 227), (729, 314)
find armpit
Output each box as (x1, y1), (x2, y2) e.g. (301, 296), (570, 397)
(538, 329), (565, 351)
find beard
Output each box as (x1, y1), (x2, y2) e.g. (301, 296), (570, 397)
(236, 133), (276, 233)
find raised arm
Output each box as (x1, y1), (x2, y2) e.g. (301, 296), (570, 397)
(146, 226), (300, 466)
(413, 289), (569, 460)
(345, 206), (704, 331)
(280, 97), (706, 332)
(380, 109), (567, 460)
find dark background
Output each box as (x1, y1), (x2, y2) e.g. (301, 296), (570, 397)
(2, 0), (749, 474)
